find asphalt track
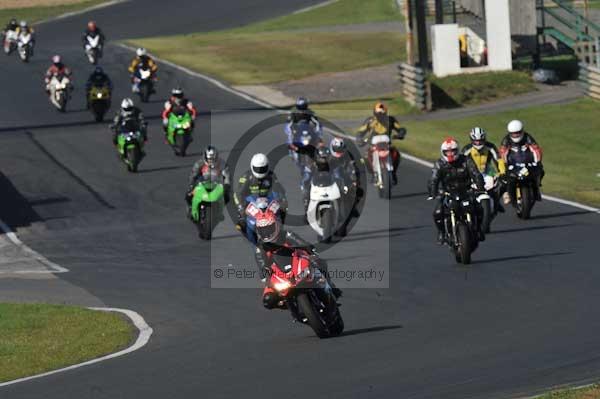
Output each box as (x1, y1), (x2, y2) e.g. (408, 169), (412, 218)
(1, 1), (600, 398)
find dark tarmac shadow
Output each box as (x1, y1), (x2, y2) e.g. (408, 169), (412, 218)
(473, 251), (573, 265)
(338, 324), (403, 338)
(391, 191), (429, 200)
(490, 223), (574, 234)
(531, 210), (592, 220)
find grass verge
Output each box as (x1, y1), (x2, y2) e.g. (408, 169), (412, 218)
(131, 31), (405, 85)
(0, 303), (134, 383)
(430, 71), (536, 109)
(0, 0), (107, 24)
(537, 384), (600, 398)
(397, 98), (600, 206)
(313, 94), (420, 120)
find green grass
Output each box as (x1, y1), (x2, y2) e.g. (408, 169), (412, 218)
(0, 303), (135, 383)
(235, 0), (401, 33)
(430, 71), (536, 108)
(0, 1), (106, 25)
(313, 95), (420, 120)
(537, 384), (600, 398)
(397, 98), (600, 206)
(131, 31), (405, 85)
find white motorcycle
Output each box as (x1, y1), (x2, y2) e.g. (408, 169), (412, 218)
(3, 30), (18, 55)
(49, 75), (71, 112)
(307, 171), (344, 243)
(84, 35), (102, 64)
(17, 32), (33, 62)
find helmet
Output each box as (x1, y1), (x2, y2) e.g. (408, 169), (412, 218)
(250, 153), (269, 179)
(87, 21), (97, 31)
(507, 120), (524, 143)
(121, 98), (134, 112)
(136, 47), (147, 57)
(255, 209), (281, 243)
(374, 101), (388, 116)
(204, 145), (218, 165)
(469, 127), (486, 150)
(9, 19), (17, 26)
(440, 137), (460, 163)
(296, 97), (309, 111)
(52, 55), (61, 64)
(171, 87), (184, 98)
(94, 66), (104, 75)
(330, 137), (346, 158)
(19, 20), (27, 29)
(315, 146), (331, 167)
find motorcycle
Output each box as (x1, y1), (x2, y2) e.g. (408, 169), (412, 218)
(133, 65), (155, 103)
(288, 120), (321, 171)
(84, 34), (102, 64)
(17, 31), (33, 62)
(88, 84), (111, 122)
(267, 248), (344, 338)
(190, 168), (225, 240)
(365, 129), (406, 200)
(115, 120), (145, 173)
(242, 194), (284, 245)
(48, 74), (71, 112)
(505, 146), (541, 220)
(476, 174), (498, 234)
(2, 30), (18, 55)
(166, 108), (193, 156)
(307, 170), (348, 242)
(440, 191), (482, 265)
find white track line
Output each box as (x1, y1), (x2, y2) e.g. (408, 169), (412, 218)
(35, 0), (129, 25)
(292, 0), (340, 15)
(0, 220), (68, 274)
(116, 32), (600, 216)
(0, 307), (153, 388)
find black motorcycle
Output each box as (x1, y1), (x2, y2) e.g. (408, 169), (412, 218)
(440, 191), (482, 265)
(506, 148), (541, 220)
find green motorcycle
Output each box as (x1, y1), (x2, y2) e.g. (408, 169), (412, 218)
(167, 108), (193, 156)
(190, 169), (225, 240)
(116, 120), (145, 173)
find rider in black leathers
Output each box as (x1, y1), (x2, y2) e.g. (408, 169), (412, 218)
(428, 138), (486, 244)
(85, 66), (112, 108)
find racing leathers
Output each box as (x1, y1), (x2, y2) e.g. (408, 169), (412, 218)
(499, 132), (544, 200)
(45, 63), (72, 94)
(162, 97), (198, 131)
(428, 154), (486, 243)
(82, 28), (105, 54)
(256, 231), (341, 309)
(356, 115), (405, 184)
(128, 55), (158, 92)
(233, 170), (288, 225)
(186, 158), (231, 205)
(85, 70), (112, 107)
(462, 141), (506, 212)
(110, 107), (147, 145)
(15, 25), (35, 53)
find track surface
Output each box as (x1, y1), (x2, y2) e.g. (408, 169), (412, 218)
(1, 2), (600, 398)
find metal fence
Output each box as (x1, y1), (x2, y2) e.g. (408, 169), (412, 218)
(398, 63), (432, 111)
(579, 62), (600, 99)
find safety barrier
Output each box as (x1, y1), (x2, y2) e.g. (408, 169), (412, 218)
(398, 63), (432, 111)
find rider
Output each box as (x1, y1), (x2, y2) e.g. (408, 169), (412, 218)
(110, 98), (147, 146)
(15, 20), (35, 54)
(81, 21), (105, 55)
(301, 146), (335, 210)
(462, 127), (506, 212)
(287, 96), (321, 126)
(186, 146), (231, 214)
(162, 87), (198, 132)
(330, 137), (363, 215)
(356, 102), (405, 185)
(499, 120), (544, 202)
(233, 153), (288, 229)
(85, 66), (112, 108)
(45, 55), (72, 94)
(428, 137), (486, 245)
(4, 18), (18, 34)
(254, 210), (342, 309)
(128, 47), (158, 93)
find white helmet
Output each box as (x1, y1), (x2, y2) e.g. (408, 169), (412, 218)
(250, 153), (269, 179)
(469, 127), (486, 150)
(440, 137), (459, 163)
(507, 120), (524, 143)
(121, 98), (134, 112)
(136, 47), (147, 57)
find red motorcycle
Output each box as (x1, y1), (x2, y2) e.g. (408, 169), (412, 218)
(267, 249), (344, 338)
(365, 129), (406, 199)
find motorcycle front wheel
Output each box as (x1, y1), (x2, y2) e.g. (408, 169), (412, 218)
(454, 223), (472, 265)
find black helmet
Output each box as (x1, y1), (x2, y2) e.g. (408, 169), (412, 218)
(296, 96), (309, 111)
(329, 137), (346, 158)
(94, 66), (104, 75)
(204, 145), (218, 165)
(10, 19), (17, 26)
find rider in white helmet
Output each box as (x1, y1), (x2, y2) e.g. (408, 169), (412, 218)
(499, 120), (544, 201)
(128, 47), (158, 93)
(233, 153), (288, 228)
(110, 98), (147, 145)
